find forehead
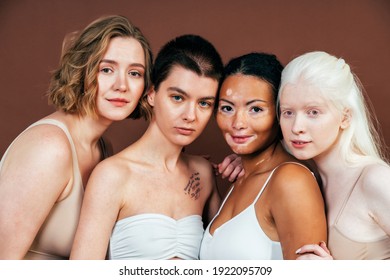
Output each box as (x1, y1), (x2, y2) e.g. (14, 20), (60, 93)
(103, 37), (145, 63)
(281, 83), (326, 104)
(161, 65), (219, 97)
(220, 74), (274, 102)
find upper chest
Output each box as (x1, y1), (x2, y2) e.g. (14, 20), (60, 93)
(121, 163), (212, 217)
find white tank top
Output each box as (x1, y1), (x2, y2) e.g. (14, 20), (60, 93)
(199, 165), (286, 260)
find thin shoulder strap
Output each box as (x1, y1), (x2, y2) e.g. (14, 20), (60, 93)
(33, 119), (78, 156)
(252, 167), (278, 204)
(334, 169), (365, 225)
(214, 185), (235, 217)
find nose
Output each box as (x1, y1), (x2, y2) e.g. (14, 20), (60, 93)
(182, 103), (196, 122)
(232, 110), (247, 130)
(114, 72), (128, 93)
(291, 114), (305, 135)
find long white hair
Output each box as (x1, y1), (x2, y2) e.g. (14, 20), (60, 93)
(278, 51), (388, 166)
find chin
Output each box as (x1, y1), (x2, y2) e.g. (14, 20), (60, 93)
(290, 151), (311, 161)
(229, 146), (251, 155)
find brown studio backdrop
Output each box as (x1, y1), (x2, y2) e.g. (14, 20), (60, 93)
(1, 0), (389, 192)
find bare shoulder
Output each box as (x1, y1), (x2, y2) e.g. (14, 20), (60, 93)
(5, 123), (72, 171)
(361, 163), (390, 196)
(267, 162), (322, 201)
(87, 153), (131, 191)
(0, 123), (73, 198)
(182, 153), (215, 197)
(183, 153), (214, 176)
(272, 162), (318, 187)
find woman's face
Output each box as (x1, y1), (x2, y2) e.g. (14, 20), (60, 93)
(96, 36), (146, 123)
(216, 74), (279, 155)
(148, 65), (219, 147)
(279, 82), (346, 162)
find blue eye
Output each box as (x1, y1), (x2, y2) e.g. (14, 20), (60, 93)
(199, 101), (212, 108)
(172, 95), (183, 102)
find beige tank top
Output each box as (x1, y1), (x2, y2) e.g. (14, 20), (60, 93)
(0, 119), (84, 259)
(328, 170), (390, 260)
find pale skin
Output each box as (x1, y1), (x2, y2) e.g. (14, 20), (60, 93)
(70, 66), (224, 259)
(210, 74), (327, 260)
(280, 82), (390, 259)
(0, 36), (147, 259)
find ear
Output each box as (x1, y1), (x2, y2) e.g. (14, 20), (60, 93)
(147, 86), (156, 107)
(340, 108), (351, 129)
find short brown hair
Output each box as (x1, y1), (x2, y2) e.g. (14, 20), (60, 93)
(139, 34), (223, 121)
(48, 15), (152, 119)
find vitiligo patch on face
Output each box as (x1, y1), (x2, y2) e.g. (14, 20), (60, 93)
(225, 88), (233, 96)
(184, 172), (201, 200)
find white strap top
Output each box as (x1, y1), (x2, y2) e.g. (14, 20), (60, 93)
(109, 213), (204, 260)
(199, 164), (296, 260)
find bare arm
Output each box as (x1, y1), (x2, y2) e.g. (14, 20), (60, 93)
(270, 164), (327, 260)
(0, 127), (71, 259)
(70, 160), (123, 259)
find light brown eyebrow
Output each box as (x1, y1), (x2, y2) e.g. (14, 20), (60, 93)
(100, 59), (145, 69)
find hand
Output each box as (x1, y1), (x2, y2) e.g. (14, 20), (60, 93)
(295, 241), (333, 260)
(215, 154), (245, 182)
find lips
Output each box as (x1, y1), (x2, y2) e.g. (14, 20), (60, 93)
(291, 140), (311, 148)
(107, 98), (129, 107)
(230, 134), (253, 144)
(175, 127), (195, 136)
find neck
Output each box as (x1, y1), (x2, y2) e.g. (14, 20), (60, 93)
(135, 120), (184, 172)
(313, 141), (348, 187)
(240, 141), (281, 178)
(50, 111), (111, 147)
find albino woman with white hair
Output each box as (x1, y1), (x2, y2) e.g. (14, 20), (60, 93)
(278, 51), (390, 259)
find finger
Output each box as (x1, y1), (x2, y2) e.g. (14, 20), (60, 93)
(296, 244), (331, 258)
(218, 155), (235, 173)
(227, 166), (242, 182)
(220, 163), (234, 179)
(319, 241), (331, 255)
(295, 244), (322, 255)
(220, 155), (241, 173)
(296, 253), (323, 260)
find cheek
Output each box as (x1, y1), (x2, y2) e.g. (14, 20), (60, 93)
(252, 116), (275, 133)
(316, 118), (341, 137)
(216, 114), (230, 131)
(132, 81), (145, 97)
(197, 110), (213, 129)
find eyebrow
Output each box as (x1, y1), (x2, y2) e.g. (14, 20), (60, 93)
(100, 59), (145, 69)
(167, 87), (215, 100)
(219, 98), (267, 105)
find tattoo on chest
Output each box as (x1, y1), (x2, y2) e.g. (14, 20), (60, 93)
(184, 172), (201, 200)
